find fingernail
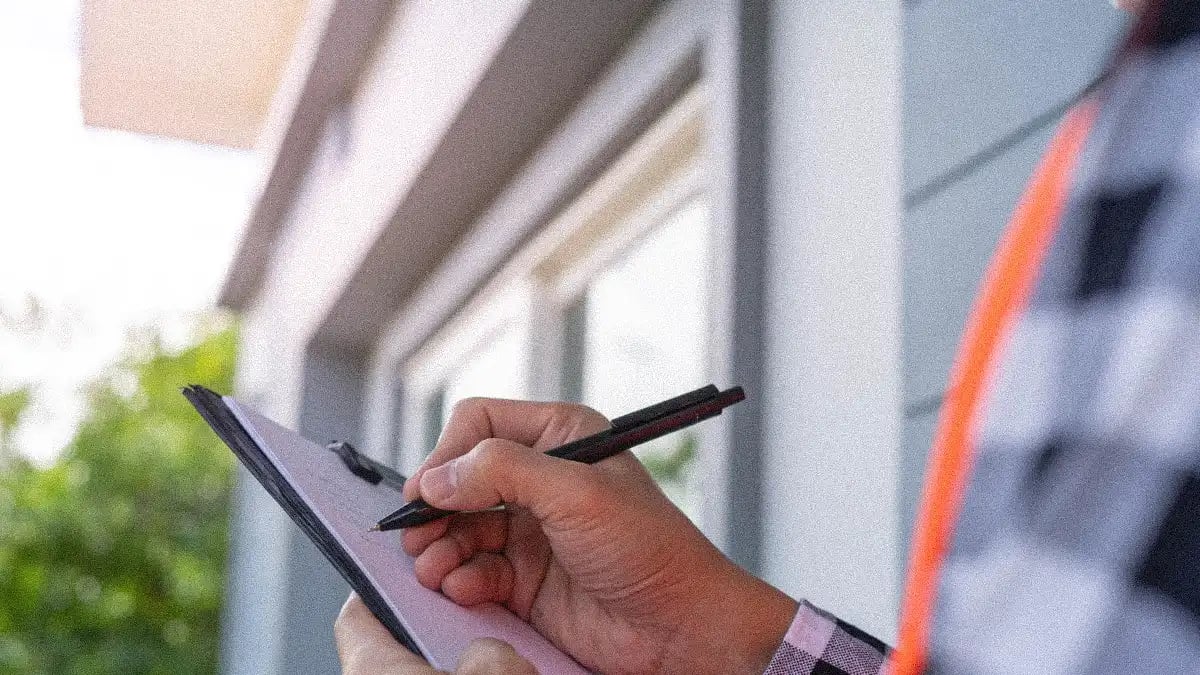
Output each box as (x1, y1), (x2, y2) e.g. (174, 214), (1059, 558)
(421, 461), (458, 504)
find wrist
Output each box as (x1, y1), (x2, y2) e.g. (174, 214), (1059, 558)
(723, 568), (798, 672)
(667, 559), (798, 673)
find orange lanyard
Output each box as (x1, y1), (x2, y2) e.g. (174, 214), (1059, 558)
(890, 102), (1097, 674)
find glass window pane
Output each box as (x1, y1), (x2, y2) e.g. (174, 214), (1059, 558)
(440, 326), (526, 414)
(414, 326), (526, 458)
(559, 295), (587, 403)
(580, 200), (710, 517)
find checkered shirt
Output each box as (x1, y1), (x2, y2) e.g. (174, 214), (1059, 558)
(764, 601), (891, 675)
(765, 2), (1200, 673)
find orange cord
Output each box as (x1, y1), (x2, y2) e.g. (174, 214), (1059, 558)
(890, 102), (1098, 674)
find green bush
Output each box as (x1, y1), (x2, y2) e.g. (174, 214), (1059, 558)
(0, 326), (237, 675)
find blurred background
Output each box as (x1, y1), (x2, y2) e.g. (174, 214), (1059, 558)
(0, 0), (1128, 673)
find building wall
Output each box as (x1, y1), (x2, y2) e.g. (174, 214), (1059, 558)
(755, 0), (903, 638)
(239, 0), (532, 376)
(353, 0), (907, 637)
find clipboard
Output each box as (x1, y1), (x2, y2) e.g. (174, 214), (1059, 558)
(183, 385), (586, 672)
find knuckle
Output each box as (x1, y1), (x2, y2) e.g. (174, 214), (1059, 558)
(471, 637), (514, 655)
(548, 402), (609, 435)
(448, 397), (482, 418)
(458, 639), (525, 675)
(492, 556), (516, 601)
(446, 528), (475, 562)
(469, 438), (517, 470)
(561, 401), (606, 423)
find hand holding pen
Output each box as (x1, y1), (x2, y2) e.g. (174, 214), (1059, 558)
(382, 390), (797, 674)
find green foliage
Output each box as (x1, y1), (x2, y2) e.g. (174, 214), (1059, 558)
(0, 387), (31, 457)
(0, 326), (238, 675)
(640, 433), (697, 485)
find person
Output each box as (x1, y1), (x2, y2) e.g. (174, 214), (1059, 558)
(335, 0), (1200, 671)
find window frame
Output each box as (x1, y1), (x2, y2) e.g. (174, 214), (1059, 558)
(394, 281), (533, 470)
(389, 86), (723, 527)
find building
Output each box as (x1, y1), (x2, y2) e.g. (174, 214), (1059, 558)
(83, 0), (1130, 671)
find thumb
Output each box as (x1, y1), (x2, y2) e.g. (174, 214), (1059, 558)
(417, 438), (607, 521)
(334, 594), (439, 674)
(456, 638), (537, 675)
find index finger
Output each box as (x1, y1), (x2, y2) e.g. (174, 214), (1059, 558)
(403, 398), (609, 500)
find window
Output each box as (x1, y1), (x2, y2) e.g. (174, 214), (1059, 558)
(399, 286), (531, 467)
(440, 327), (527, 411)
(570, 200), (711, 517)
(412, 327), (528, 456)
(391, 86), (714, 521)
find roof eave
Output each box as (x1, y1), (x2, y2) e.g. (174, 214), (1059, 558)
(218, 0), (392, 311)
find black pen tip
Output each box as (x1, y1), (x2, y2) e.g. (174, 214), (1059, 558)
(374, 499), (452, 531)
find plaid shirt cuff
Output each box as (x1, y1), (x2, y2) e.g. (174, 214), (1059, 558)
(763, 600), (891, 675)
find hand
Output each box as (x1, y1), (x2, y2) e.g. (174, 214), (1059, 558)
(335, 593), (536, 674)
(399, 398), (797, 674)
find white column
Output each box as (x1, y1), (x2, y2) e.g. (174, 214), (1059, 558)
(758, 0), (904, 641)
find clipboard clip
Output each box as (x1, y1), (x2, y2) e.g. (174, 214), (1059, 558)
(326, 441), (408, 493)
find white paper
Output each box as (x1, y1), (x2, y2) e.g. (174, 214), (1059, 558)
(224, 397), (586, 673)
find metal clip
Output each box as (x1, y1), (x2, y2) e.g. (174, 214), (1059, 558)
(326, 440), (408, 492)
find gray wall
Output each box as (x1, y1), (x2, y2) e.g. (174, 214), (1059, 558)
(900, 0), (1128, 558)
(219, 468), (290, 675)
(219, 346), (366, 675)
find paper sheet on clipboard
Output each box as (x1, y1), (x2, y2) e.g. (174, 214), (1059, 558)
(183, 385), (585, 673)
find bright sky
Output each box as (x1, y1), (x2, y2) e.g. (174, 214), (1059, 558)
(0, 1), (262, 463)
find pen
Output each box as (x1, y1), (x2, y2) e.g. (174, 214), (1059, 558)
(371, 384), (746, 531)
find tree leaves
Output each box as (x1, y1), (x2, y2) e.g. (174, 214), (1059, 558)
(0, 325), (237, 675)
(0, 386), (31, 460)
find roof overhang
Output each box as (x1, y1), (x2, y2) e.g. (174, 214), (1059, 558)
(217, 0), (659, 327)
(217, 0), (393, 310)
(80, 0), (310, 148)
